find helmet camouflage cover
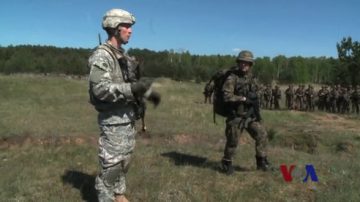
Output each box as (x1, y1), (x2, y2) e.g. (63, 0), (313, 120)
(102, 8), (136, 29)
(236, 50), (254, 64)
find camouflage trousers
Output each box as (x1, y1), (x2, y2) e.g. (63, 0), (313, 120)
(223, 118), (268, 161)
(95, 122), (136, 202)
(286, 97), (294, 109)
(204, 92), (213, 104)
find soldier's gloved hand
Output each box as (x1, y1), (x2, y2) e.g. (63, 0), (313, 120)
(131, 77), (153, 96)
(145, 90), (161, 107)
(234, 96), (247, 103)
(248, 92), (258, 100)
(245, 92), (258, 105)
(244, 98), (254, 105)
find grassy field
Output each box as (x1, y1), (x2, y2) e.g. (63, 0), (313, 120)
(1, 74), (360, 202)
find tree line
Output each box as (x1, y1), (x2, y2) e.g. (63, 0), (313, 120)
(0, 37), (359, 85)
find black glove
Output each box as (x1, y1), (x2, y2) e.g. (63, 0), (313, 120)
(245, 92), (258, 105)
(146, 91), (161, 107)
(131, 77), (153, 96)
(247, 91), (258, 100)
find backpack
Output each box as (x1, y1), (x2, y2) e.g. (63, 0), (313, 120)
(210, 68), (235, 122)
(209, 68), (263, 124)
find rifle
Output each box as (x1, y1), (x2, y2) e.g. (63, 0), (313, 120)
(117, 54), (147, 131)
(125, 56), (148, 132)
(98, 33), (102, 45)
(134, 99), (147, 132)
(238, 91), (262, 130)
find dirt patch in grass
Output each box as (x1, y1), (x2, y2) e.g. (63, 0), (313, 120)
(0, 130), (161, 149)
(277, 133), (318, 154)
(174, 133), (198, 144)
(173, 133), (214, 145)
(0, 134), (98, 149)
(309, 113), (360, 133)
(336, 141), (355, 153)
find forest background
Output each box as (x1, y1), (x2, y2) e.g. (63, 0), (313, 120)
(1, 37), (359, 86)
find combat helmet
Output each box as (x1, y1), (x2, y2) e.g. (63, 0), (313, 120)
(102, 8), (136, 29)
(236, 50), (254, 64)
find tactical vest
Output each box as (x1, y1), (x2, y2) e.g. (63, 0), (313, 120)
(99, 43), (129, 83)
(89, 44), (133, 112)
(233, 75), (253, 116)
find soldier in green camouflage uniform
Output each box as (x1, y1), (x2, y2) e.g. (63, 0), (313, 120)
(88, 9), (160, 202)
(329, 85), (339, 113)
(285, 84), (295, 110)
(263, 84), (272, 109)
(340, 86), (350, 113)
(318, 85), (328, 111)
(352, 85), (360, 114)
(305, 85), (316, 111)
(272, 85), (281, 110)
(203, 80), (215, 104)
(220, 50), (272, 175)
(257, 84), (265, 108)
(349, 85), (356, 113)
(295, 85), (305, 110)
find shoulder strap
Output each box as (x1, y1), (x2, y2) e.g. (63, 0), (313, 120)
(98, 44), (130, 82)
(98, 44), (117, 62)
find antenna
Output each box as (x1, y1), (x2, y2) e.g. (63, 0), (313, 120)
(98, 33), (102, 45)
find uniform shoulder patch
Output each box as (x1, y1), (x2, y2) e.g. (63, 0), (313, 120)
(89, 49), (114, 72)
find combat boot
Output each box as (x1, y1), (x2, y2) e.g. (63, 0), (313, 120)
(221, 159), (234, 175)
(256, 156), (273, 171)
(115, 194), (129, 202)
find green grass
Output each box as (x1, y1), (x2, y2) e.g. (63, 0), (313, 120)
(0, 74), (98, 137)
(1, 74), (360, 201)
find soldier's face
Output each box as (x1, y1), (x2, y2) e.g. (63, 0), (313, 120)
(118, 23), (132, 44)
(237, 61), (252, 73)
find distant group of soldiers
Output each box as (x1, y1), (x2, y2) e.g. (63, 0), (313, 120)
(204, 82), (360, 115)
(258, 84), (282, 110)
(258, 84), (360, 114)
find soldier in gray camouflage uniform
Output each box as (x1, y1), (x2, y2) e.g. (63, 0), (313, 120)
(220, 50), (272, 175)
(88, 9), (160, 202)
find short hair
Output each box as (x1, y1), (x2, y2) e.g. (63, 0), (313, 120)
(104, 27), (117, 37)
